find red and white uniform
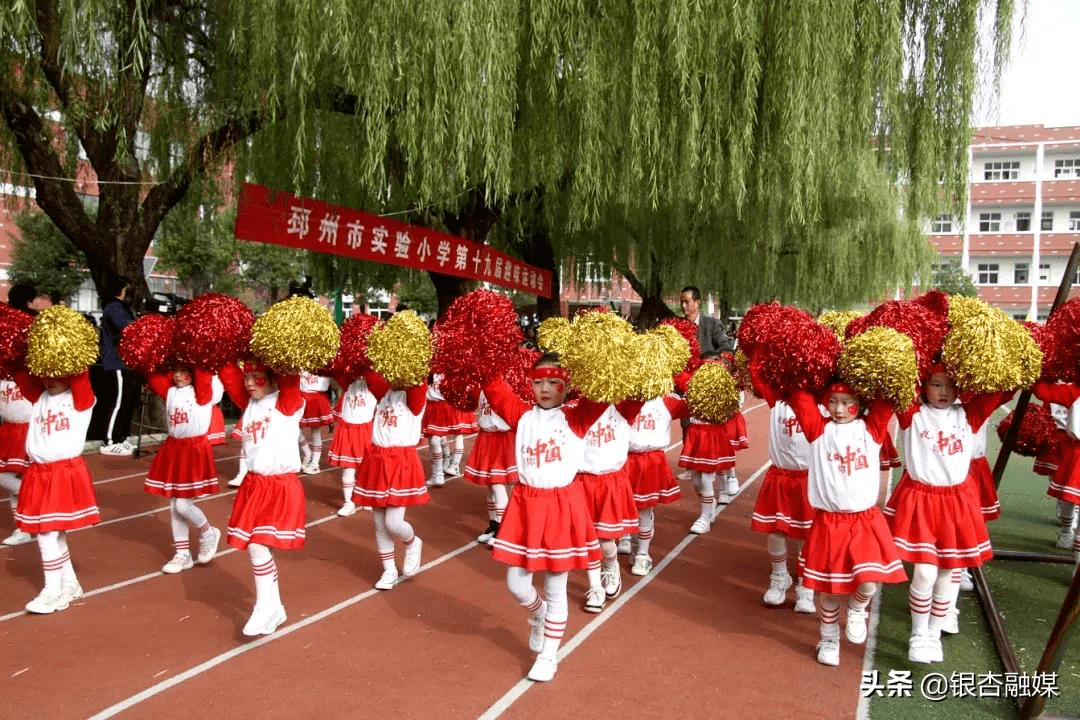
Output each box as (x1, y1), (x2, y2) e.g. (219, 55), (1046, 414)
(464, 390), (518, 486)
(482, 377), (609, 572)
(144, 372), (221, 498)
(788, 390), (906, 594)
(723, 392), (749, 451)
(328, 375), (376, 468)
(1034, 402), (1068, 477)
(678, 415), (736, 472)
(750, 400), (814, 540)
(885, 393), (1008, 568)
(421, 374), (478, 435)
(0, 379), (32, 473)
(299, 372), (333, 428)
(14, 372), (100, 533)
(969, 422), (999, 520)
(219, 368), (306, 551)
(625, 395), (684, 509)
(352, 371), (429, 508)
(1033, 382), (1080, 505)
(578, 403), (642, 538)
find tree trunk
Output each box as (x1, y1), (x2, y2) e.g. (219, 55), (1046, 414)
(429, 272), (477, 317)
(611, 255), (672, 329)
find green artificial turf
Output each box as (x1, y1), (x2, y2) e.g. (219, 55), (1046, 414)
(867, 420), (1080, 719)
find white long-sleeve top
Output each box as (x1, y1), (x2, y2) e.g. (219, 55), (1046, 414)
(628, 396), (683, 452)
(897, 394), (1005, 488)
(515, 405), (588, 488)
(241, 391), (303, 475)
(0, 379), (32, 424)
(426, 374), (446, 402)
(477, 390), (511, 433)
(27, 390), (94, 464)
(971, 422), (987, 461)
(371, 390), (424, 447)
(166, 381), (223, 438)
(300, 372), (330, 393)
(340, 378), (376, 425)
(767, 401), (813, 471)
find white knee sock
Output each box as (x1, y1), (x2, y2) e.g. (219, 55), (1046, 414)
(310, 430), (323, 465)
(767, 533), (788, 576)
(637, 508), (655, 557)
(342, 468), (356, 503)
(249, 543), (280, 609)
(0, 472), (20, 514)
(450, 435), (464, 468)
(37, 531), (65, 593)
(695, 472), (715, 517)
(490, 484), (508, 523)
(429, 436), (444, 478)
(540, 572), (569, 659)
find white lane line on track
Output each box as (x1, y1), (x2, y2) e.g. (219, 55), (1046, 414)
(85, 539), (478, 719)
(479, 459), (772, 720)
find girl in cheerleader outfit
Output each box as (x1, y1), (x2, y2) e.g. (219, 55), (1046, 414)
(884, 367), (1010, 664)
(481, 354), (611, 683)
(353, 369), (428, 590)
(298, 371), (333, 474)
(327, 369), (376, 516)
(218, 360), (306, 636)
(13, 369), (99, 614)
(141, 366), (223, 574)
(1031, 397), (1079, 550)
(423, 373), (477, 486)
(677, 361), (736, 536)
(787, 381), (907, 668)
(465, 388), (519, 545)
(624, 393), (686, 576)
(748, 375), (817, 614)
(717, 352), (749, 504)
(0, 378), (33, 546)
(1032, 381), (1080, 563)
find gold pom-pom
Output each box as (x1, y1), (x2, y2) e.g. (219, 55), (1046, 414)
(648, 324), (691, 375)
(942, 308), (1043, 393)
(250, 297), (340, 373)
(837, 327), (918, 410)
(365, 310), (432, 387)
(560, 312), (636, 403)
(686, 363), (740, 423)
(537, 317), (571, 354)
(947, 295), (990, 328)
(26, 305), (99, 378)
(625, 332), (676, 400)
(818, 311), (865, 342)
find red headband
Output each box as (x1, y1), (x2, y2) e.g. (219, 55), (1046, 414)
(531, 366), (569, 382)
(825, 381), (857, 397)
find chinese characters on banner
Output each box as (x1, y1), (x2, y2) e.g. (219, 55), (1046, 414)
(234, 183), (553, 298)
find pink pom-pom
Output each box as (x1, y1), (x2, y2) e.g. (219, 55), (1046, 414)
(328, 313), (381, 376)
(432, 290), (524, 411)
(845, 300), (948, 381)
(0, 302), (33, 378)
(658, 317), (702, 371)
(737, 302), (815, 359)
(751, 315), (841, 396)
(173, 293), (255, 371)
(997, 403), (1059, 457)
(119, 314), (176, 374)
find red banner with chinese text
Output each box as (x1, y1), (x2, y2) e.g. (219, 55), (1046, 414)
(234, 183), (553, 298)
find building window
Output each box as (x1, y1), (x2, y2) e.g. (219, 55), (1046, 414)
(978, 212), (1001, 232)
(983, 161), (1020, 180)
(1054, 158), (1080, 178)
(1012, 313), (1027, 321)
(1014, 263), (1029, 284)
(1015, 212), (1031, 232)
(1070, 211), (1080, 231)
(1043, 210), (1055, 231)
(1039, 263), (1051, 282)
(977, 263), (999, 284)
(930, 213), (953, 233)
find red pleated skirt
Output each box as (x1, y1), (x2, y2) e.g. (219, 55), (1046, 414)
(422, 400), (478, 435)
(884, 472), (993, 568)
(799, 507), (907, 594)
(578, 468), (639, 538)
(750, 466), (813, 540)
(1034, 442), (1059, 477)
(491, 482), (602, 572)
(970, 456), (1000, 521)
(352, 444), (429, 508)
(1047, 437), (1080, 505)
(464, 429), (518, 486)
(879, 433), (902, 470)
(328, 420), (372, 468)
(0, 421), (29, 472)
(678, 423), (735, 472)
(15, 457), (100, 533)
(300, 391), (334, 427)
(723, 412), (749, 451)
(625, 450), (681, 508)
(144, 434), (219, 498)
(208, 406), (226, 446)
(230, 423), (243, 442)
(226, 471), (306, 550)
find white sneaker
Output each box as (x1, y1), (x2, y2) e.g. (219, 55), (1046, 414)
(959, 568), (974, 592)
(677, 470), (692, 481)
(477, 521), (499, 543)
(162, 552), (194, 574)
(527, 654), (558, 682)
(425, 474), (445, 487)
(301, 459), (320, 475)
(25, 588), (70, 614)
(941, 607), (960, 635)
(762, 572), (792, 606)
(718, 491), (733, 505)
(816, 637), (840, 667)
(528, 601), (547, 653)
(374, 567), (399, 590)
(689, 514), (711, 534)
(242, 604), (287, 636)
(403, 537), (423, 576)
(846, 607), (869, 644)
(446, 462), (462, 477)
(1056, 528), (1076, 551)
(61, 580), (84, 601)
(583, 588), (605, 613)
(726, 476), (739, 496)
(337, 501), (357, 517)
(616, 536), (633, 555)
(601, 566), (622, 598)
(228, 474), (245, 488)
(908, 632), (942, 664)
(2, 528), (33, 546)
(793, 585), (816, 614)
(630, 554), (653, 576)
(99, 439), (135, 456)
(196, 527), (221, 565)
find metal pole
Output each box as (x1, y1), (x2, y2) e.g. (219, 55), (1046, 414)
(1018, 567), (1080, 720)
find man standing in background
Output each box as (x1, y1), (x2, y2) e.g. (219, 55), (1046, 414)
(680, 286), (733, 354)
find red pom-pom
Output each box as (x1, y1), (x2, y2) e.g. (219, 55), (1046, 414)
(845, 300), (948, 381)
(0, 303), (33, 378)
(737, 302), (815, 358)
(1047, 298), (1080, 383)
(658, 317), (702, 372)
(997, 403), (1059, 457)
(505, 346), (541, 402)
(1021, 321), (1060, 381)
(173, 293), (254, 371)
(432, 290), (524, 411)
(328, 313), (381, 377)
(912, 290), (950, 320)
(751, 315), (841, 396)
(119, 314), (176, 374)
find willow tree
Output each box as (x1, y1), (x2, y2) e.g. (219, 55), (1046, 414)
(2, 0), (1013, 307)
